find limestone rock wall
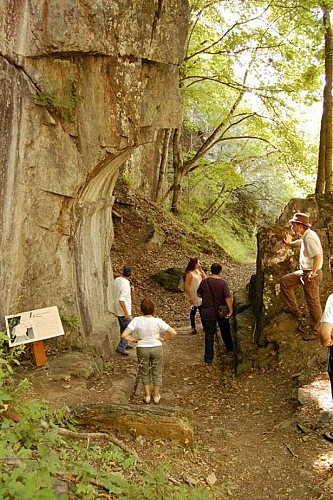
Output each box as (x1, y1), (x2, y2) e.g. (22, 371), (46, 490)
(253, 194), (333, 340)
(0, 0), (188, 355)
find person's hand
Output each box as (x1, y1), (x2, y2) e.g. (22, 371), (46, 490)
(307, 270), (317, 280)
(283, 234), (292, 245)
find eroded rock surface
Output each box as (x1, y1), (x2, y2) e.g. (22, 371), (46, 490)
(0, 1), (189, 358)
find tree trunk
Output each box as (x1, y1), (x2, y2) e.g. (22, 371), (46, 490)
(324, 6), (333, 193)
(316, 110), (326, 193)
(171, 128), (185, 214)
(201, 184), (226, 223)
(316, 5), (333, 194)
(155, 128), (172, 204)
(72, 402), (194, 447)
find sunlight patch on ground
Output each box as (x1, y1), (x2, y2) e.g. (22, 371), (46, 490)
(306, 378), (333, 478)
(314, 451), (333, 472)
(310, 379), (333, 412)
(299, 377), (333, 412)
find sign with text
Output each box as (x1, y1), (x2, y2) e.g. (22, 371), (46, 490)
(5, 306), (65, 347)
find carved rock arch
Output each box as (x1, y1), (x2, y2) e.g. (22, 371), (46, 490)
(72, 149), (133, 351)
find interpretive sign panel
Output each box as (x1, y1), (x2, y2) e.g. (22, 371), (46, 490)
(5, 306), (65, 347)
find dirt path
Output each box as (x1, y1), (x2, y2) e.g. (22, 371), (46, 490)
(155, 323), (332, 499)
(27, 317), (333, 499)
(23, 191), (333, 498)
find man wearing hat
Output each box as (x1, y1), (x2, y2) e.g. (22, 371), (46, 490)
(281, 212), (323, 341)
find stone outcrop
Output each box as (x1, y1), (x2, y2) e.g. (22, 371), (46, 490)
(0, 1), (189, 358)
(252, 194), (333, 341)
(232, 194), (333, 374)
(153, 267), (185, 292)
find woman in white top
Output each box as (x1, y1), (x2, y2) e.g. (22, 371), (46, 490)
(184, 257), (206, 335)
(121, 298), (177, 404)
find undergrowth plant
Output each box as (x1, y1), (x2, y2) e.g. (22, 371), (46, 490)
(61, 315), (79, 329)
(0, 340), (230, 499)
(34, 72), (81, 122)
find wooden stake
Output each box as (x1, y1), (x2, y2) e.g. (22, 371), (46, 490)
(32, 340), (47, 367)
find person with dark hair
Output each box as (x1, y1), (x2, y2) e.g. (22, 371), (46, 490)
(281, 212), (323, 341)
(113, 266), (138, 356)
(197, 263), (233, 364)
(184, 257), (206, 335)
(121, 298), (177, 404)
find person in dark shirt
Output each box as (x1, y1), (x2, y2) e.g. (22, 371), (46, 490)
(197, 262), (233, 364)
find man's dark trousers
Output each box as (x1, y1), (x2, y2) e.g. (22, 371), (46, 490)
(202, 318), (233, 363)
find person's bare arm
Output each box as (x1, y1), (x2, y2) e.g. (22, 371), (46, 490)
(121, 326), (138, 343)
(319, 322), (333, 347)
(160, 327), (177, 342)
(311, 254), (323, 277)
(226, 297), (233, 319)
(197, 263), (206, 279)
(119, 300), (130, 319)
(283, 234), (301, 247)
(184, 273), (193, 302)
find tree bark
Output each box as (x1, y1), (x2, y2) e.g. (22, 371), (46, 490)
(324, 6), (333, 193)
(316, 110), (326, 193)
(71, 402), (194, 448)
(316, 5), (333, 194)
(155, 128), (172, 203)
(171, 128), (185, 214)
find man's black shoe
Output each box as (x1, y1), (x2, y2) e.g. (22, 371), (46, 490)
(323, 431), (333, 443)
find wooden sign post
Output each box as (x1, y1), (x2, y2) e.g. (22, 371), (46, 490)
(32, 340), (47, 367)
(5, 306), (64, 368)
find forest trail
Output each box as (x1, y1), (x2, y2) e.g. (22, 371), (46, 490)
(25, 189), (333, 498)
(135, 320), (333, 500)
(28, 314), (333, 499)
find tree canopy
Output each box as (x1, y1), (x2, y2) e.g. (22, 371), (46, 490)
(157, 0), (328, 230)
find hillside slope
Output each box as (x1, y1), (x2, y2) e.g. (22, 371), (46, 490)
(26, 188), (333, 499)
(111, 185), (255, 326)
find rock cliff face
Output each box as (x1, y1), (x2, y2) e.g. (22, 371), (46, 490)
(0, 0), (188, 355)
(253, 194), (333, 340)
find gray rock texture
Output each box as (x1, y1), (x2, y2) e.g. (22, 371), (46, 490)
(0, 0), (189, 358)
(253, 194), (333, 340)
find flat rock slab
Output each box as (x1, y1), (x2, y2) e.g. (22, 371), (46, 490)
(71, 402), (194, 448)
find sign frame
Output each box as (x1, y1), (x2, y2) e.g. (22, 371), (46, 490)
(5, 306), (65, 347)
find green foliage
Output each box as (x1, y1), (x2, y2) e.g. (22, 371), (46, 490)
(34, 66), (81, 122)
(121, 172), (138, 190)
(0, 348), (230, 498)
(0, 332), (27, 406)
(61, 315), (79, 329)
(175, 0), (325, 225)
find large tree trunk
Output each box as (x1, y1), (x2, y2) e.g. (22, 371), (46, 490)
(171, 128), (185, 214)
(316, 5), (333, 194)
(155, 128), (172, 203)
(316, 111), (326, 193)
(324, 6), (333, 193)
